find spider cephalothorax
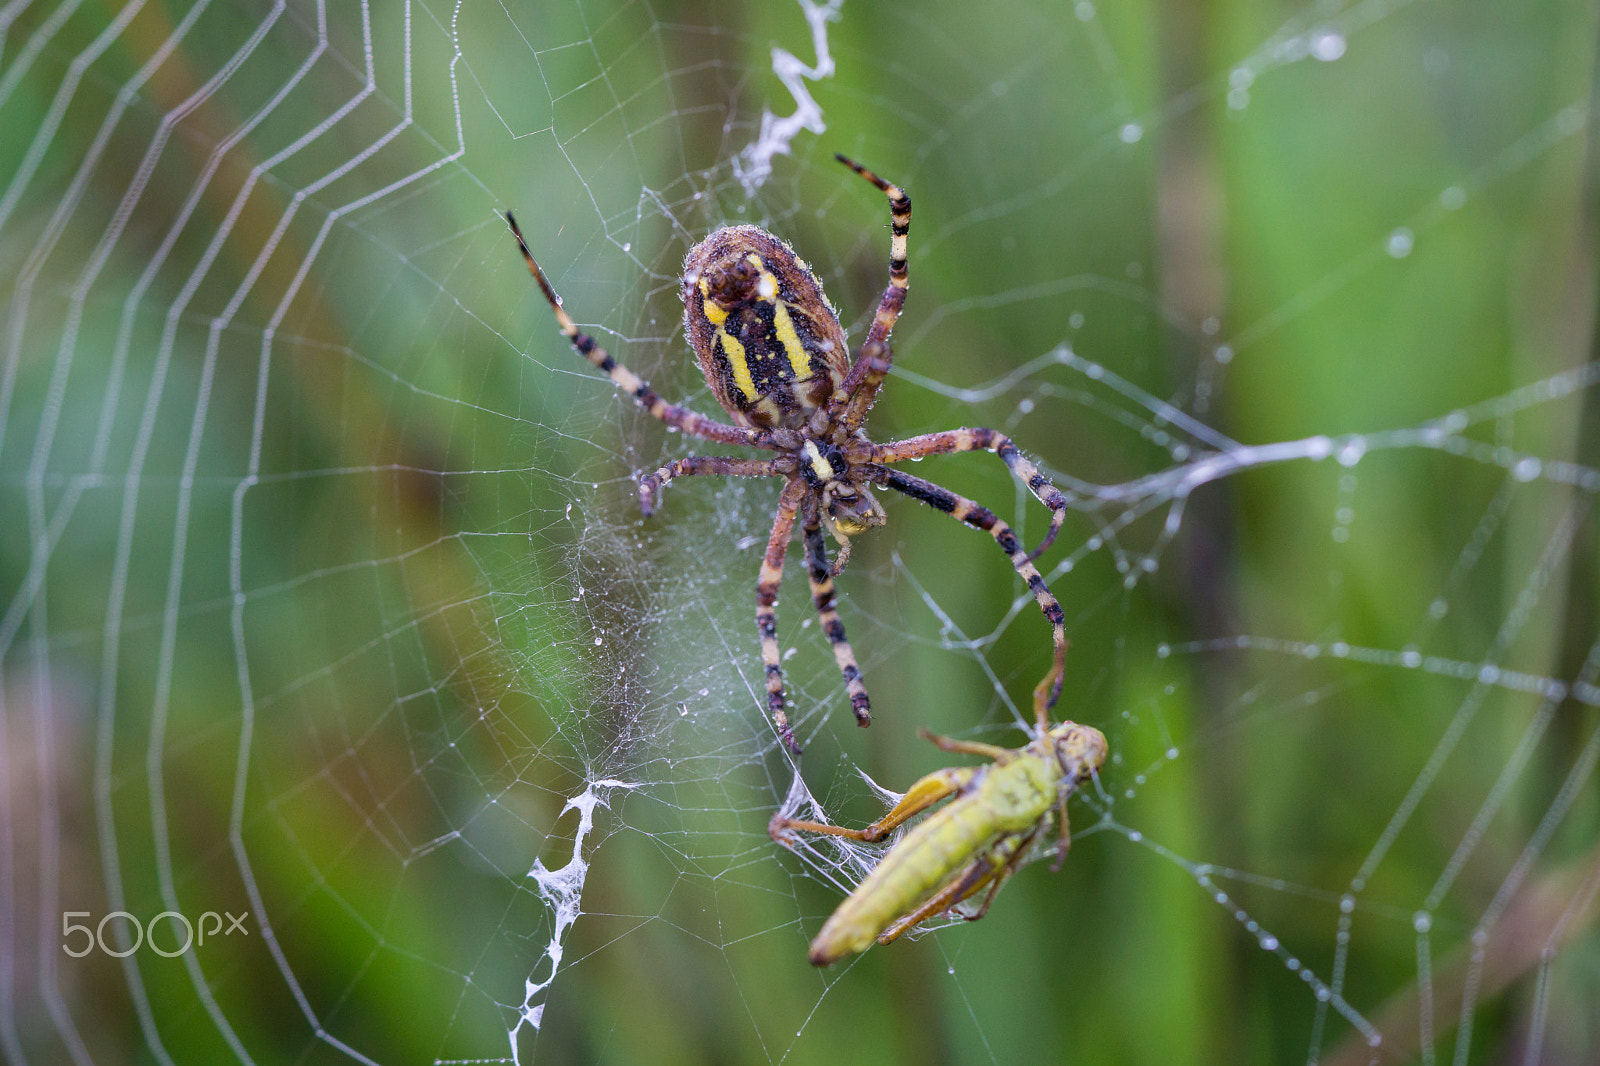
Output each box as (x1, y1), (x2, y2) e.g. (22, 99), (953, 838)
(798, 439), (887, 546)
(507, 154), (1071, 755)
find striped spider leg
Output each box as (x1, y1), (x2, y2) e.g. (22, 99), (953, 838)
(817, 157), (1068, 561)
(865, 466), (1069, 716)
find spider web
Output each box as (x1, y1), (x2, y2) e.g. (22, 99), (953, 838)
(2, 0), (1598, 1063)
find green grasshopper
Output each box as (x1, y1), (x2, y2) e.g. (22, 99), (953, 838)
(770, 669), (1108, 966)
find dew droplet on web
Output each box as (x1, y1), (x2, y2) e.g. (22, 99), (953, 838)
(1310, 29), (1346, 61)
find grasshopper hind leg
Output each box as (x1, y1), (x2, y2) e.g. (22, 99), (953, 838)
(875, 827), (1040, 946)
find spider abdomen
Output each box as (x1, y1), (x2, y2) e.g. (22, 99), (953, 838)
(682, 225), (850, 431)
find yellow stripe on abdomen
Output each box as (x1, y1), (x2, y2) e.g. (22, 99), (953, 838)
(718, 329), (759, 401)
(701, 295), (728, 326)
(772, 301), (813, 382)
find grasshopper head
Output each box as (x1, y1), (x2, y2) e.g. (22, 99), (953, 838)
(1046, 721), (1108, 785)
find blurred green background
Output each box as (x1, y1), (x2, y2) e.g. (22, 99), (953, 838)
(1, 0), (1597, 1063)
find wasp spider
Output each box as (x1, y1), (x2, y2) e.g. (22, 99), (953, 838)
(507, 155), (1070, 754)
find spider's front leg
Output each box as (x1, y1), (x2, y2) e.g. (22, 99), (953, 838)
(830, 153), (911, 435)
(758, 478), (810, 755)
